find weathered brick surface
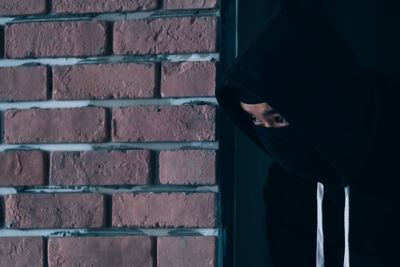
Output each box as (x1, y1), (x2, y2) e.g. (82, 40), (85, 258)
(1, 2), (221, 266)
(48, 236), (154, 267)
(53, 63), (157, 100)
(4, 107), (107, 144)
(0, 0), (47, 16)
(159, 150), (216, 184)
(114, 16), (217, 55)
(0, 150), (46, 186)
(112, 105), (216, 142)
(164, 0), (217, 9)
(5, 193), (106, 228)
(158, 236), (216, 267)
(112, 192), (216, 227)
(0, 237), (44, 267)
(0, 66), (48, 101)
(50, 150), (152, 185)
(5, 21), (108, 58)
(53, 0), (158, 14)
(161, 61), (216, 97)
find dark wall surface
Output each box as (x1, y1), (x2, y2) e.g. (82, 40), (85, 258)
(233, 1), (278, 266)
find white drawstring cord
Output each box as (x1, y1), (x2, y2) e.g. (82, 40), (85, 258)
(316, 182), (325, 267)
(316, 183), (350, 267)
(343, 185), (350, 267)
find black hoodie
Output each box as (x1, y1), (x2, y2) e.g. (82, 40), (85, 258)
(215, 0), (400, 188)
(215, 2), (400, 265)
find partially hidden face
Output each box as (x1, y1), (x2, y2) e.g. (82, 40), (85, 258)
(239, 102), (289, 128)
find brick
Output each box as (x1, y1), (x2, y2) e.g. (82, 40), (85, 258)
(112, 192), (216, 227)
(50, 150), (152, 185)
(113, 16), (217, 55)
(0, 150), (46, 186)
(4, 107), (107, 144)
(159, 150), (216, 184)
(0, 65), (48, 101)
(53, 63), (157, 100)
(5, 193), (106, 228)
(0, 237), (44, 267)
(112, 105), (216, 142)
(0, 0), (46, 16)
(53, 0), (158, 14)
(161, 61), (216, 97)
(164, 0), (217, 9)
(5, 21), (108, 59)
(158, 236), (216, 267)
(48, 236), (154, 267)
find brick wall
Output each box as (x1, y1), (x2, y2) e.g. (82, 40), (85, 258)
(0, 1), (220, 266)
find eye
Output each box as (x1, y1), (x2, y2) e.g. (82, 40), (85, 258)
(251, 115), (262, 123)
(275, 116), (287, 123)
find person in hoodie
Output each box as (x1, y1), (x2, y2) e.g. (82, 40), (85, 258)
(215, 0), (400, 266)
(239, 91), (347, 267)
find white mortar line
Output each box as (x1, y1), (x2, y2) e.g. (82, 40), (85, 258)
(0, 53), (219, 67)
(0, 141), (219, 152)
(0, 97), (218, 111)
(0, 185), (219, 195)
(87, 185), (219, 194)
(0, 100), (90, 110)
(166, 53), (219, 62)
(0, 9), (220, 25)
(0, 228), (218, 237)
(0, 17), (14, 24)
(0, 188), (17, 194)
(94, 9), (220, 21)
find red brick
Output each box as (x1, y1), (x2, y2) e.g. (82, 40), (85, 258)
(0, 237), (44, 267)
(113, 16), (217, 55)
(158, 236), (216, 267)
(0, 65), (48, 101)
(4, 107), (107, 144)
(5, 21), (108, 59)
(164, 0), (217, 9)
(53, 0), (158, 14)
(159, 150), (216, 184)
(53, 63), (157, 100)
(0, 150), (46, 186)
(112, 105), (216, 142)
(161, 61), (216, 97)
(50, 150), (152, 185)
(5, 193), (106, 228)
(48, 236), (154, 267)
(0, 0), (47, 16)
(112, 192), (216, 227)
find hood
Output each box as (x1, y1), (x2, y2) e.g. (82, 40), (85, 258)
(215, 0), (382, 186)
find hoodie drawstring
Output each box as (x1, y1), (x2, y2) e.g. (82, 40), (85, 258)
(344, 185), (350, 267)
(316, 182), (351, 267)
(316, 182), (325, 267)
